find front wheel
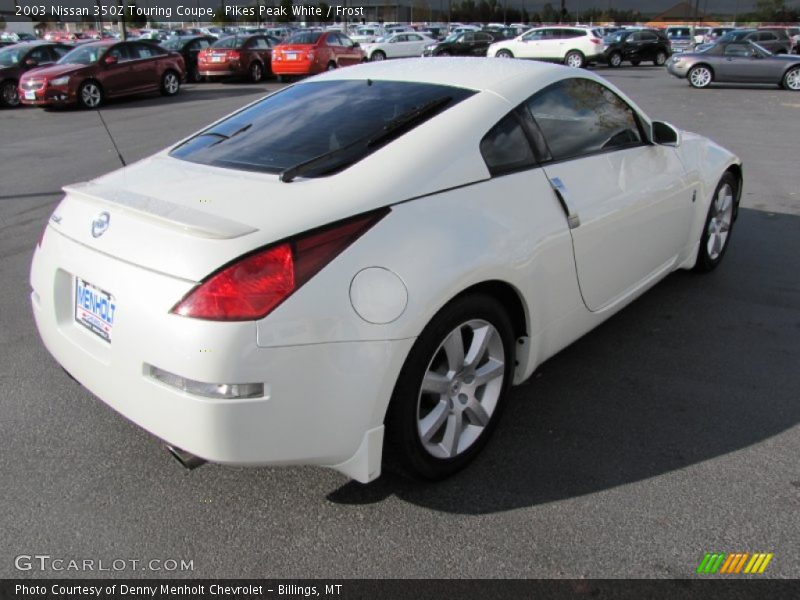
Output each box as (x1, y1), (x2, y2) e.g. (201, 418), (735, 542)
(694, 172), (738, 272)
(385, 293), (514, 480)
(688, 65), (713, 88)
(565, 50), (585, 68)
(370, 50), (386, 61)
(249, 61), (263, 83)
(78, 80), (103, 108)
(1, 80), (19, 107)
(160, 71), (180, 96)
(782, 66), (800, 91)
(495, 49), (514, 59)
(654, 51), (667, 66)
(608, 51), (622, 67)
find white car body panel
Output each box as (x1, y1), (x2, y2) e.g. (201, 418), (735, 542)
(30, 59), (741, 482)
(362, 33), (435, 60)
(488, 27), (603, 62)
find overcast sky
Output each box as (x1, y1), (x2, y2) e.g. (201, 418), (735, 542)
(3, 0), (800, 19)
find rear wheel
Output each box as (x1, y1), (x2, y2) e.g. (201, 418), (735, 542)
(783, 66), (800, 91)
(496, 49), (514, 58)
(249, 61), (263, 83)
(370, 50), (386, 61)
(78, 80), (103, 108)
(608, 51), (622, 67)
(385, 293), (514, 480)
(565, 50), (585, 68)
(694, 172), (738, 272)
(1, 80), (19, 107)
(160, 70), (180, 96)
(327, 61), (337, 71)
(654, 51), (668, 66)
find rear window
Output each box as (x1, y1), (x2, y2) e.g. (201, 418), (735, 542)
(170, 80), (475, 178)
(284, 31), (323, 45)
(667, 28), (691, 38)
(211, 36), (245, 49)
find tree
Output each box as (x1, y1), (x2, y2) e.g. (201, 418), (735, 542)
(277, 0), (294, 23)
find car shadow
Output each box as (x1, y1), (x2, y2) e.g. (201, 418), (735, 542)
(327, 208), (800, 514)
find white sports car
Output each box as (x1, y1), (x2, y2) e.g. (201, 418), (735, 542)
(31, 58), (741, 483)
(362, 32), (436, 61)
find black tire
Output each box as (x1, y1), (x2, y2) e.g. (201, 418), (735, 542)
(496, 49), (514, 59)
(327, 61), (337, 71)
(654, 51), (667, 66)
(1, 79), (19, 107)
(437, 50), (451, 56)
(688, 64), (713, 88)
(370, 50), (386, 62)
(188, 67), (203, 83)
(77, 80), (103, 109)
(160, 70), (180, 96)
(564, 50), (585, 68)
(782, 66), (800, 91)
(248, 61), (263, 83)
(631, 59), (641, 66)
(384, 293), (515, 480)
(694, 172), (739, 272)
(608, 51), (622, 67)
(277, 74), (287, 83)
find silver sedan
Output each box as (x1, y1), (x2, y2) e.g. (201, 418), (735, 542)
(667, 40), (800, 89)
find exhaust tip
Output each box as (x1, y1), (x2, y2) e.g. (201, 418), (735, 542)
(167, 445), (207, 470)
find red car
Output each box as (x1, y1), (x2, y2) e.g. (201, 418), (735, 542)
(18, 40), (185, 109)
(271, 30), (365, 80)
(197, 35), (279, 82)
(0, 42), (72, 107)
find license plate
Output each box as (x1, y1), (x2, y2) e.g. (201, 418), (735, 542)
(75, 278), (116, 343)
(287, 52), (297, 60)
(211, 55), (223, 62)
(24, 90), (36, 100)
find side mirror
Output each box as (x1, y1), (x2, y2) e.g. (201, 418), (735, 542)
(25, 58), (38, 68)
(652, 121), (681, 146)
(103, 55), (118, 66)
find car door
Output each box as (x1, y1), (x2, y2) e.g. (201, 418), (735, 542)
(638, 31), (659, 61)
(247, 36), (272, 67)
(23, 46), (55, 70)
(336, 33), (361, 65)
(401, 33), (427, 57)
(717, 42), (764, 82)
(516, 29), (544, 58)
(473, 32), (496, 55)
(130, 42), (162, 92)
(524, 77), (695, 312)
(98, 43), (136, 97)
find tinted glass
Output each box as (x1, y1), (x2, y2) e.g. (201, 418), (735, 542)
(640, 31), (658, 41)
(27, 47), (51, 63)
(170, 80), (475, 176)
(480, 113), (536, 176)
(285, 31), (323, 45)
(248, 37), (269, 49)
(525, 78), (643, 161)
(724, 43), (755, 57)
(212, 36), (246, 49)
(57, 44), (107, 65)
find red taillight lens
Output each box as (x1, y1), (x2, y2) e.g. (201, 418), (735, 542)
(227, 50), (240, 60)
(590, 38), (602, 45)
(171, 209), (389, 321)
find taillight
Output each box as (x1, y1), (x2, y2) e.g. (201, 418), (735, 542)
(227, 50), (240, 60)
(590, 38), (602, 45)
(171, 209), (389, 321)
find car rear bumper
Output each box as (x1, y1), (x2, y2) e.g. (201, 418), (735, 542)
(271, 60), (318, 75)
(30, 225), (414, 482)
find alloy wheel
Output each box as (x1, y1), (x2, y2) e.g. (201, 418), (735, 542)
(690, 66), (712, 88)
(81, 83), (101, 107)
(609, 52), (622, 67)
(2, 81), (19, 107)
(706, 183), (734, 260)
(566, 52), (583, 68)
(250, 63), (262, 82)
(656, 51), (667, 65)
(785, 68), (800, 90)
(164, 73), (179, 94)
(416, 319), (506, 459)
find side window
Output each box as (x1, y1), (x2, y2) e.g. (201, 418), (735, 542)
(476, 33), (493, 42)
(462, 32), (475, 43)
(408, 34), (422, 42)
(525, 78), (644, 162)
(28, 47), (51, 63)
(522, 30), (542, 41)
(724, 43), (754, 57)
(326, 33), (342, 47)
(480, 112), (537, 176)
(339, 34), (354, 48)
(629, 32), (642, 42)
(641, 31), (657, 41)
(134, 44), (156, 59)
(107, 45), (131, 62)
(52, 45), (71, 58)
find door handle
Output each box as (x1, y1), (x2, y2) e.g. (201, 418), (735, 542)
(549, 177), (580, 229)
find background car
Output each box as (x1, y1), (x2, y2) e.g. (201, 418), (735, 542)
(362, 32), (435, 61)
(30, 58), (742, 483)
(603, 28), (671, 67)
(757, 27), (797, 54)
(271, 30), (364, 80)
(161, 35), (215, 82)
(703, 26), (735, 44)
(422, 30), (501, 57)
(197, 34), (279, 83)
(665, 26), (696, 53)
(18, 40), (185, 108)
(350, 25), (386, 44)
(710, 29), (792, 55)
(487, 26), (605, 68)
(0, 42), (71, 107)
(667, 40), (800, 89)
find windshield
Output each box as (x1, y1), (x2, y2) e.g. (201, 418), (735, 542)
(667, 28), (691, 38)
(0, 46), (24, 66)
(170, 80), (475, 177)
(57, 45), (104, 65)
(161, 38), (183, 50)
(211, 36), (245, 49)
(284, 31), (323, 45)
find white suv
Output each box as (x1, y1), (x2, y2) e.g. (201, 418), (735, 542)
(487, 26), (604, 67)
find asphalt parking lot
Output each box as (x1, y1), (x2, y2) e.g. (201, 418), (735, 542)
(1, 67), (798, 579)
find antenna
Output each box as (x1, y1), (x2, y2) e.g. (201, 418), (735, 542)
(95, 108), (127, 167)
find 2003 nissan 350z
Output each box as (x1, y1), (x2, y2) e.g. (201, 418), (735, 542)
(31, 58), (742, 483)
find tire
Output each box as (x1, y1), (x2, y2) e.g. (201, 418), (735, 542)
(437, 50), (451, 56)
(277, 74), (287, 83)
(495, 49), (514, 59)
(608, 51), (622, 67)
(370, 50), (386, 61)
(631, 59), (641, 66)
(782, 66), (800, 91)
(694, 172), (738, 272)
(327, 61), (337, 71)
(564, 50), (585, 68)
(654, 51), (667, 66)
(248, 61), (263, 83)
(160, 70), (180, 96)
(1, 80), (19, 107)
(384, 293), (515, 480)
(189, 67), (203, 83)
(688, 64), (713, 88)
(78, 80), (103, 109)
